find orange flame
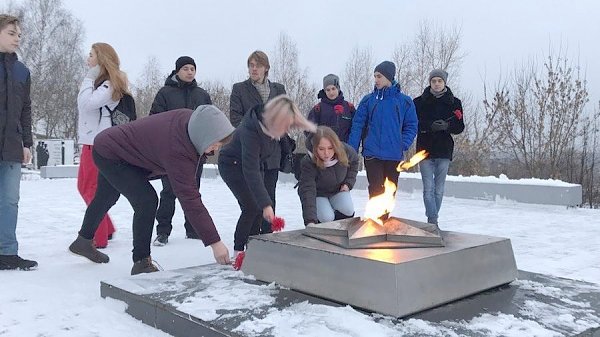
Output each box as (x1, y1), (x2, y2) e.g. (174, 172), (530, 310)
(397, 150), (429, 172)
(363, 178), (397, 225)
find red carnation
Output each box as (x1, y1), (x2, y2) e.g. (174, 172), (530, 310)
(453, 109), (463, 120)
(334, 105), (344, 115)
(271, 216), (286, 232)
(233, 251), (246, 271)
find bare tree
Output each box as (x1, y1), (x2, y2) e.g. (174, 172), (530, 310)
(343, 46), (374, 105)
(10, 0), (87, 140)
(392, 21), (465, 98)
(270, 32), (317, 152)
(483, 51), (589, 179)
(200, 79), (231, 119)
(270, 32), (317, 116)
(132, 56), (164, 118)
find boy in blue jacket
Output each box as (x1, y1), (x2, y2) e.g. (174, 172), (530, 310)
(348, 61), (418, 200)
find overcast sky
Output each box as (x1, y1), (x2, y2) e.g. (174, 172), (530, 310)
(61, 0), (599, 105)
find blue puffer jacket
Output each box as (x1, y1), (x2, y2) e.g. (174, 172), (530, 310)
(348, 83), (418, 161)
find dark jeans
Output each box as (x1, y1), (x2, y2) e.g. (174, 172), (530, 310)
(260, 168), (279, 234)
(79, 150), (158, 262)
(155, 172), (200, 237)
(219, 161), (275, 251)
(364, 157), (401, 198)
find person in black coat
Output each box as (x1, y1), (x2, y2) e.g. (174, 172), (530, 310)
(150, 56), (212, 115)
(219, 95), (316, 256)
(0, 15), (37, 271)
(307, 74), (355, 143)
(229, 50), (287, 235)
(414, 69), (465, 225)
(298, 126), (359, 225)
(149, 56), (213, 245)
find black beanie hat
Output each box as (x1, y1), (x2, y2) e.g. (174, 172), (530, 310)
(175, 56), (196, 72)
(374, 61), (396, 83)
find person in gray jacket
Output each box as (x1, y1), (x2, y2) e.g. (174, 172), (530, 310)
(298, 126), (359, 225)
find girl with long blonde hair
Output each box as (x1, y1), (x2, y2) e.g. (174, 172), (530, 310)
(219, 95), (316, 256)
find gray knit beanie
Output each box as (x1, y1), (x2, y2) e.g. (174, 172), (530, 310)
(428, 69), (448, 84)
(188, 105), (235, 154)
(323, 74), (340, 90)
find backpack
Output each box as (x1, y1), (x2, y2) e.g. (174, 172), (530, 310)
(101, 94), (137, 126)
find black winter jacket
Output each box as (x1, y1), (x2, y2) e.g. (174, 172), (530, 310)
(414, 86), (465, 160)
(149, 72), (212, 114)
(219, 105), (280, 209)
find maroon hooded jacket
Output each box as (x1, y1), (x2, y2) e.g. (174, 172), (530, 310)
(93, 106), (234, 246)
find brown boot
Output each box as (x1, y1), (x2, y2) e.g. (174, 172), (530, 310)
(131, 257), (159, 275)
(69, 235), (109, 263)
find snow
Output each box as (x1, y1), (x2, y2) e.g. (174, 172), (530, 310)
(0, 176), (598, 336)
(356, 170), (579, 187)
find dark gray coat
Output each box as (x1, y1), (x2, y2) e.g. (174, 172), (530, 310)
(229, 79), (286, 170)
(298, 143), (359, 224)
(0, 52), (32, 163)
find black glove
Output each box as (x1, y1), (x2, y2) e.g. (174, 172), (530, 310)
(431, 120), (449, 132)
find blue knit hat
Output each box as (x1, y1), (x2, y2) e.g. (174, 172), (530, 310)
(374, 61), (396, 82)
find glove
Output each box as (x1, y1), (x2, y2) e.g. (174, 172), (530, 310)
(85, 65), (101, 80)
(431, 120), (449, 132)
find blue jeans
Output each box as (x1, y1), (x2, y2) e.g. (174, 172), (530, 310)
(419, 159), (450, 223)
(0, 161), (22, 255)
(316, 191), (354, 223)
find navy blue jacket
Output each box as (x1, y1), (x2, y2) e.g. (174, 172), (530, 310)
(348, 83), (418, 161)
(0, 52), (32, 162)
(307, 90), (355, 143)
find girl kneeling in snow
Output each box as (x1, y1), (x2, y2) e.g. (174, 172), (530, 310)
(69, 105), (235, 275)
(218, 95), (316, 258)
(298, 126), (359, 225)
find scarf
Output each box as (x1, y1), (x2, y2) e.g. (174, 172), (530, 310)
(430, 86), (448, 99)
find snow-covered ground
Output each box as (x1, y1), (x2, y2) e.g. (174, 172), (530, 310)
(1, 176), (598, 336)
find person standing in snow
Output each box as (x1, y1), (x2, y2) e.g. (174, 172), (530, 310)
(219, 95), (316, 257)
(0, 14), (37, 271)
(414, 69), (465, 225)
(229, 50), (288, 236)
(307, 74), (355, 143)
(298, 126), (359, 225)
(76, 42), (130, 249)
(150, 56), (212, 245)
(69, 105), (235, 275)
(347, 61), (418, 206)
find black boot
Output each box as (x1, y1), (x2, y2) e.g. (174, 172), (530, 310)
(0, 255), (38, 271)
(69, 235), (109, 263)
(131, 257), (159, 275)
(334, 211), (355, 221)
